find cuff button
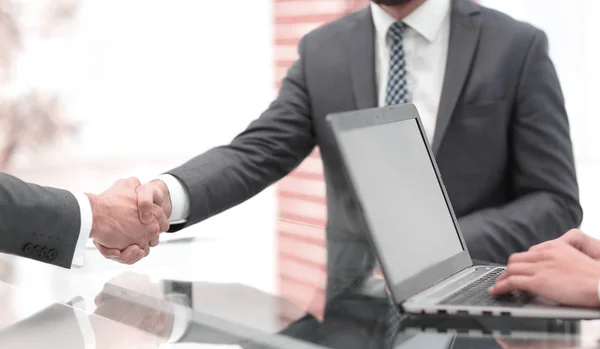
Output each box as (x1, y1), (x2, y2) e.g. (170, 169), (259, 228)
(47, 249), (57, 262)
(23, 243), (32, 254)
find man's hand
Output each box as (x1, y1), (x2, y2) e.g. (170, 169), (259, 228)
(489, 243), (600, 308)
(88, 178), (170, 264)
(136, 179), (173, 231)
(528, 229), (600, 260)
(93, 179), (173, 264)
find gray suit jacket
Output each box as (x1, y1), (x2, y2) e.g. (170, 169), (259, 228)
(0, 173), (80, 267)
(167, 0), (582, 300)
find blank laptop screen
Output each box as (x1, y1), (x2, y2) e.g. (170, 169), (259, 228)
(337, 118), (464, 287)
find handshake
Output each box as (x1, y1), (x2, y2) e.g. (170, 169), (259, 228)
(86, 177), (172, 265)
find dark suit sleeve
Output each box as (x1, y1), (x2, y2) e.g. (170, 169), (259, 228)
(167, 38), (315, 228)
(0, 173), (80, 268)
(458, 30), (583, 264)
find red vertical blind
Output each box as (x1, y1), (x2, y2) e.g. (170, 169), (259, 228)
(274, 0), (369, 321)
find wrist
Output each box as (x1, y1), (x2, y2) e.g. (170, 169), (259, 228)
(87, 193), (108, 241)
(151, 179), (168, 193)
(150, 179), (173, 219)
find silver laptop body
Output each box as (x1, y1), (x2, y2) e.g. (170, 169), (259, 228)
(326, 104), (600, 319)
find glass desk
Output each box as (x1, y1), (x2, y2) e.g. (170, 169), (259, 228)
(1, 232), (600, 349)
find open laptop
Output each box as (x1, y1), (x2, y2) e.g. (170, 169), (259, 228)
(326, 104), (600, 319)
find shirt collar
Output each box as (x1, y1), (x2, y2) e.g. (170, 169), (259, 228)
(370, 0), (451, 43)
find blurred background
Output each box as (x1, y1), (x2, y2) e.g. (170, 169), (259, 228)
(1, 0), (599, 321)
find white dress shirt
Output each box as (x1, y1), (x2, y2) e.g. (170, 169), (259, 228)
(372, 0), (450, 141)
(71, 192), (93, 267)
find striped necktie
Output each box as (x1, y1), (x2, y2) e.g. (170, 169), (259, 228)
(385, 22), (409, 106)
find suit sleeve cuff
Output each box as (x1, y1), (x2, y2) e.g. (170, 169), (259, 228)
(71, 192), (93, 268)
(156, 174), (190, 224)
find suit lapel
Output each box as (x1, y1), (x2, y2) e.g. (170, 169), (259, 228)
(346, 7), (378, 110)
(432, 0), (482, 154)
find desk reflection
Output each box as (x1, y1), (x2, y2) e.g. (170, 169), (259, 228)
(0, 301), (163, 349)
(2, 271), (599, 349)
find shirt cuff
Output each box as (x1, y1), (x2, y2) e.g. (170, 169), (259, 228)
(156, 174), (190, 224)
(71, 192), (93, 268)
(166, 294), (192, 343)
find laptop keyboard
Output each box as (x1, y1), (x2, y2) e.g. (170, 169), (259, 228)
(439, 268), (534, 307)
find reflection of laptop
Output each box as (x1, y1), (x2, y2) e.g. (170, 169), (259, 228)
(326, 104), (600, 319)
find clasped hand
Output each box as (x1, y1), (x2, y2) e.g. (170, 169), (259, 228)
(87, 177), (172, 264)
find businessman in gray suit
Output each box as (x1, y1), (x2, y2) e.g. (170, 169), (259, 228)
(0, 173), (168, 268)
(100, 0), (582, 299)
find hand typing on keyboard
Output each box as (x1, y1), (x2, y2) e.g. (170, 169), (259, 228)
(489, 239), (600, 308)
(441, 269), (532, 307)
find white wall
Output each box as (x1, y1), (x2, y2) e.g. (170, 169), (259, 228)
(13, 0), (275, 162)
(8, 0), (277, 293)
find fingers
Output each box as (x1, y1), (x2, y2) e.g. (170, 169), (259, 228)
(94, 242), (147, 265)
(491, 262), (538, 296)
(95, 240), (155, 264)
(141, 204), (167, 249)
(94, 241), (122, 259)
(529, 229), (586, 253)
(137, 183), (158, 224)
(157, 212), (170, 233)
(99, 245), (146, 265)
(563, 228), (586, 243)
(149, 235), (160, 248)
(564, 229), (598, 257)
(151, 204), (169, 233)
(495, 271), (508, 284)
(138, 204), (165, 242)
(503, 262), (536, 279)
(495, 265), (532, 285)
(529, 240), (557, 252)
(489, 275), (535, 295)
(120, 245), (147, 265)
(136, 182), (165, 225)
(507, 250), (546, 264)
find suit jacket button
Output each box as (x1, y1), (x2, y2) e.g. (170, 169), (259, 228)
(33, 245), (41, 256)
(25, 244), (35, 255)
(40, 248), (48, 259)
(47, 249), (57, 261)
